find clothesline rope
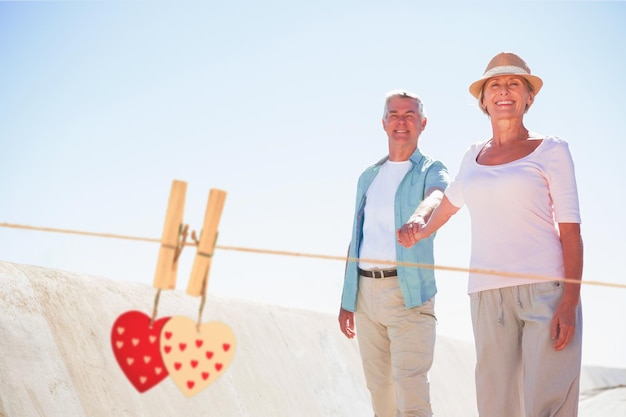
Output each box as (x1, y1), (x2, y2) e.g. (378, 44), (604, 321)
(1, 222), (624, 290)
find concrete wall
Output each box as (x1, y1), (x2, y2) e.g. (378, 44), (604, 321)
(4, 261), (624, 417)
(6, 262), (626, 417)
(0, 262), (626, 417)
(0, 261), (478, 417)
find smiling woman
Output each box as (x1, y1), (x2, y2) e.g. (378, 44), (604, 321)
(470, 51), (544, 115)
(398, 51), (585, 417)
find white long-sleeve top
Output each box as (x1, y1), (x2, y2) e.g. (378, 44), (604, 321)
(445, 136), (581, 294)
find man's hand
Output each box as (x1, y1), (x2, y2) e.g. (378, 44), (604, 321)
(397, 218), (426, 248)
(338, 307), (356, 339)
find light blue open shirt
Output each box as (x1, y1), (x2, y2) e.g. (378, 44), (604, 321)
(341, 149), (449, 312)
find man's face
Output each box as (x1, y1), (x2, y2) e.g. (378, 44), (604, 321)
(382, 97), (426, 145)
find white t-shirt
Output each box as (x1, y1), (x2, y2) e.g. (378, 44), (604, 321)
(359, 160), (412, 270)
(445, 136), (581, 293)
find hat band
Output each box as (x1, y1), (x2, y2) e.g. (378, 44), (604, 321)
(482, 65), (531, 78)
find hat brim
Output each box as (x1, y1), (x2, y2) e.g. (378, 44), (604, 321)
(469, 71), (543, 99)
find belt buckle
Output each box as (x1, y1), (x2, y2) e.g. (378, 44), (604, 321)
(372, 268), (384, 279)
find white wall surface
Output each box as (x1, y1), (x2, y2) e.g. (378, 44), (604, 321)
(0, 261), (623, 417)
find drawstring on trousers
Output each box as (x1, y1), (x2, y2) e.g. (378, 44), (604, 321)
(517, 285), (523, 308)
(496, 287), (525, 326)
(497, 289), (504, 324)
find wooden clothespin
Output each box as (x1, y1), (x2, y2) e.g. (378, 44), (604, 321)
(187, 188), (227, 297)
(153, 180), (188, 290)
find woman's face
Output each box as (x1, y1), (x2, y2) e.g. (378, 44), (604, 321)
(481, 75), (534, 118)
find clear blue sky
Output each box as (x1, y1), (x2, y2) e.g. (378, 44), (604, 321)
(1, 1), (625, 369)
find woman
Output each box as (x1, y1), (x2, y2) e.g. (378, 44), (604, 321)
(397, 52), (583, 417)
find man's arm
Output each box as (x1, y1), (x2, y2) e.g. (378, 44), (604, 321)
(338, 243), (356, 339)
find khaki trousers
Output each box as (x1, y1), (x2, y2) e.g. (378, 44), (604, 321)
(356, 276), (436, 417)
(470, 282), (582, 417)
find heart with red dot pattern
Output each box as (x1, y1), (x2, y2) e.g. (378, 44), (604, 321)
(159, 317), (236, 397)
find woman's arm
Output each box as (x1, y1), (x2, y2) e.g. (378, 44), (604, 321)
(551, 222), (583, 351)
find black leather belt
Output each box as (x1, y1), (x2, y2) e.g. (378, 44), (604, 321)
(358, 267), (398, 279)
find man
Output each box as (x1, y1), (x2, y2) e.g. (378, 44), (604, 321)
(338, 90), (449, 417)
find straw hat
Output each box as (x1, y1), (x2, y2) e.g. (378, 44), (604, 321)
(469, 52), (543, 99)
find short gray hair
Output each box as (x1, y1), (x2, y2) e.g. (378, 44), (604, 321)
(383, 89), (426, 119)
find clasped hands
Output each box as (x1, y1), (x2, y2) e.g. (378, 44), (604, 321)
(397, 217), (427, 248)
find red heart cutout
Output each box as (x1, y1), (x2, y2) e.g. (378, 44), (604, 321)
(111, 311), (170, 393)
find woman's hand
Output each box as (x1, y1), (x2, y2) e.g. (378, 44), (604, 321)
(552, 222), (583, 351)
(397, 218), (427, 248)
(397, 195), (460, 248)
(551, 301), (578, 351)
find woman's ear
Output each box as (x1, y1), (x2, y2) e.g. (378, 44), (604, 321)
(525, 93), (535, 112)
